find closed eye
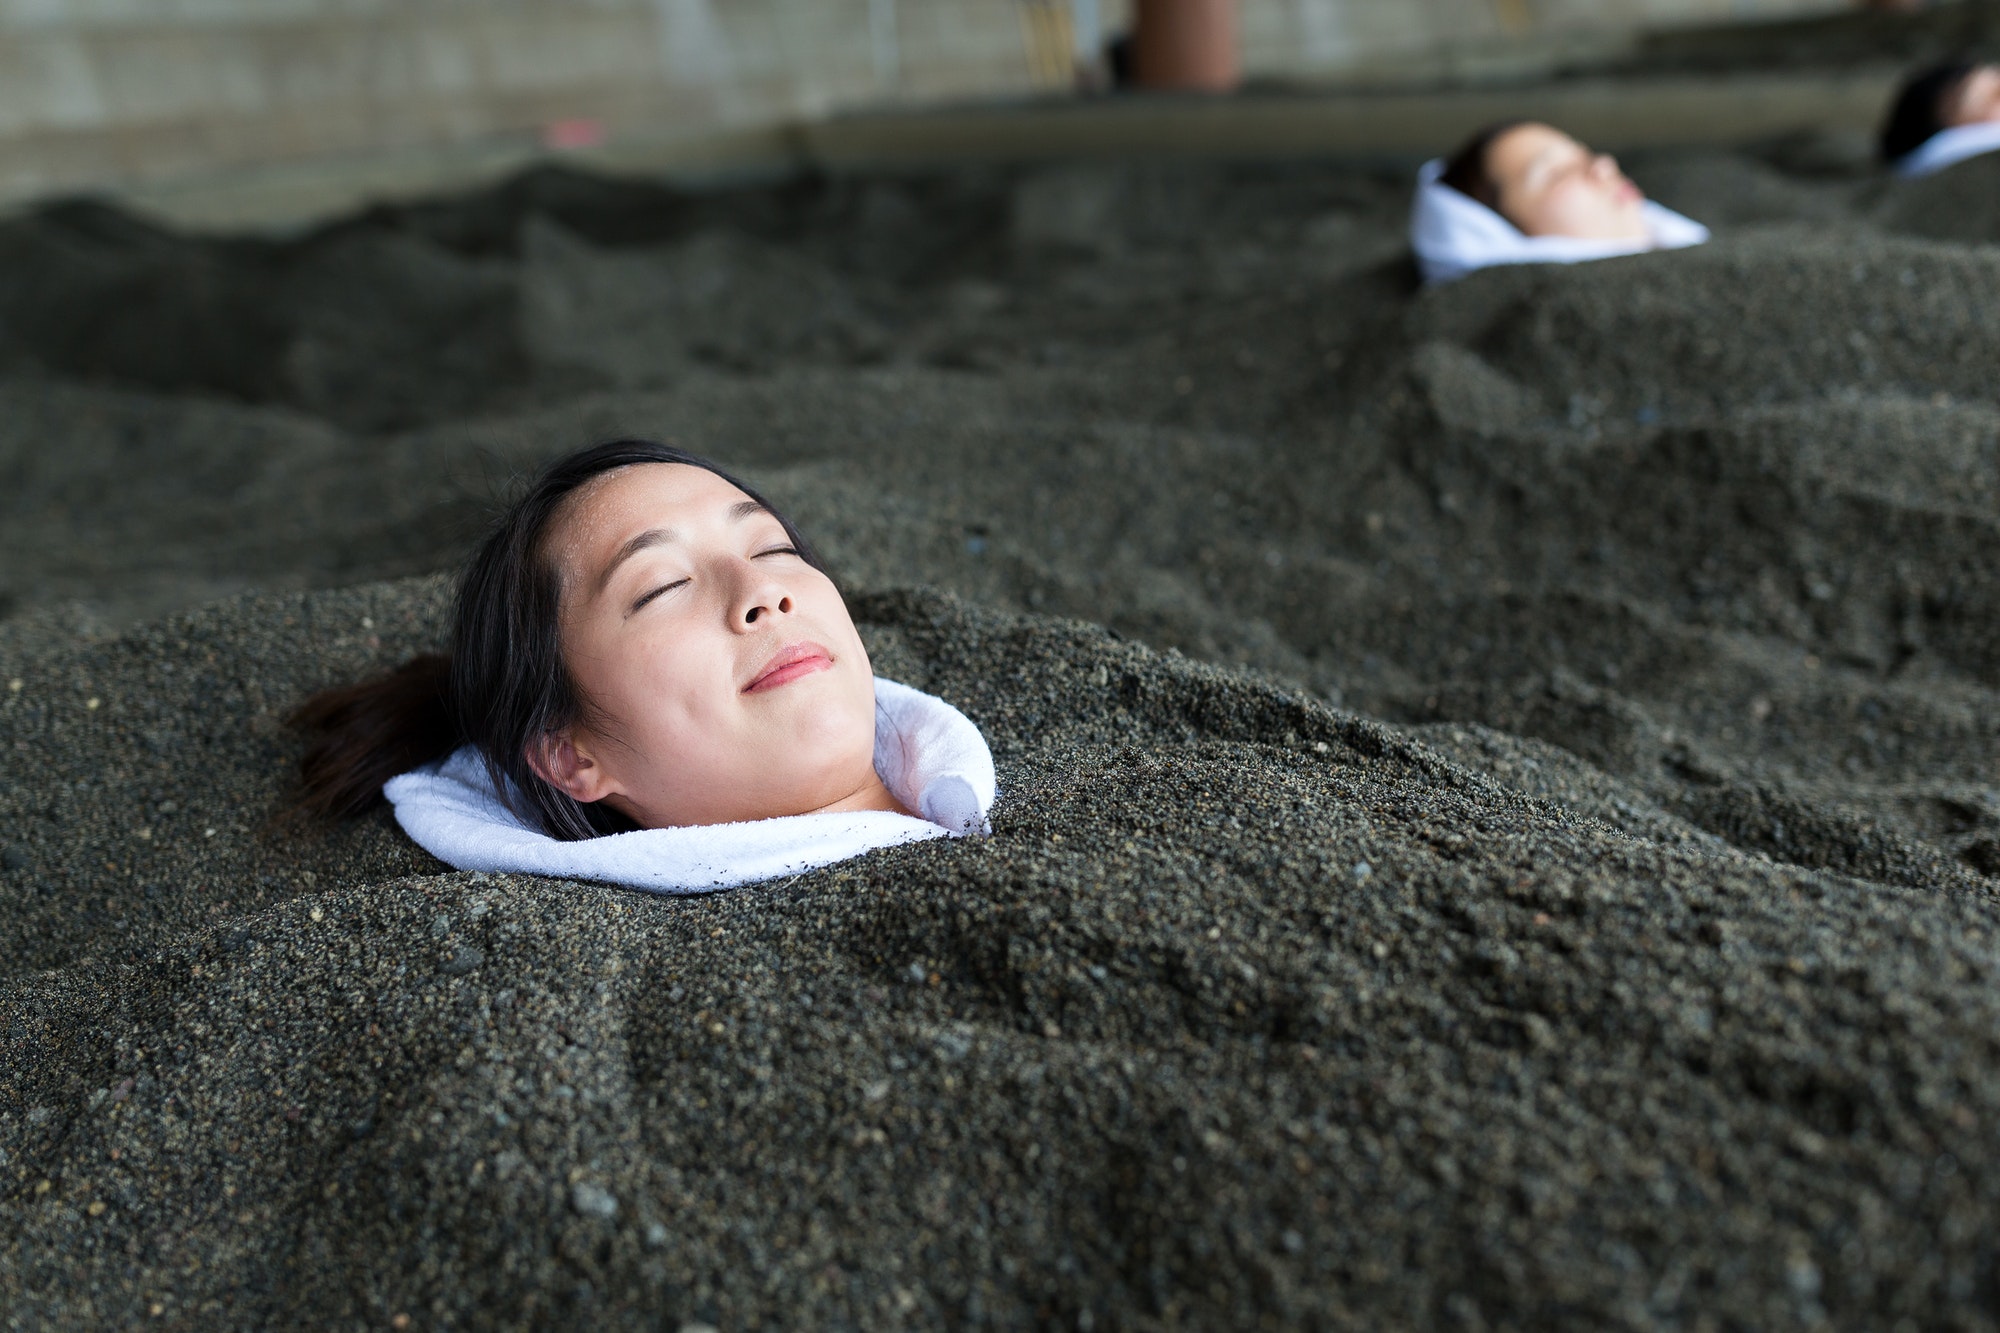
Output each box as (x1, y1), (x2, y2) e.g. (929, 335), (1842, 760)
(755, 544), (801, 559)
(631, 578), (689, 614)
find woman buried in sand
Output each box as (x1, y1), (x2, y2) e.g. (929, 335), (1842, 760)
(1410, 121), (1709, 285)
(294, 439), (993, 894)
(1881, 60), (2000, 177)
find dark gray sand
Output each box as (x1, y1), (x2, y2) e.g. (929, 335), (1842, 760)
(4, 134), (2000, 1328)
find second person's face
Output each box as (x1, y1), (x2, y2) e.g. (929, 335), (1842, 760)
(1945, 65), (2000, 128)
(1486, 123), (1650, 242)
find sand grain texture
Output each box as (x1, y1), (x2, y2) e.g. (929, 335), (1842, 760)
(2, 141), (2000, 1329)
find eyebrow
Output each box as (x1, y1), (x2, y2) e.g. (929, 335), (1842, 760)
(1524, 140), (1586, 191)
(593, 498), (772, 597)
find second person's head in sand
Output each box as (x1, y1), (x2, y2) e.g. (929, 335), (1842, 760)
(297, 440), (906, 838)
(1410, 121), (1709, 285)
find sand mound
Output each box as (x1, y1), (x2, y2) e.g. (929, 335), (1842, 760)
(1875, 152), (2000, 245)
(1408, 232), (2000, 417)
(4, 583), (1999, 1328)
(4, 141), (2000, 1325)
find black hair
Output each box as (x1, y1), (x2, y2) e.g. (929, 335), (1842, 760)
(1439, 120), (1532, 222)
(1880, 60), (1978, 164)
(291, 439), (821, 839)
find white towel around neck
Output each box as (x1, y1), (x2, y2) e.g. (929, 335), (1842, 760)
(381, 677), (995, 894)
(1410, 158), (1711, 286)
(1893, 120), (2000, 179)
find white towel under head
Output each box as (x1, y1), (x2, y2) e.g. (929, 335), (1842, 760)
(1410, 158), (1711, 286)
(382, 677), (995, 894)
(1893, 120), (2000, 179)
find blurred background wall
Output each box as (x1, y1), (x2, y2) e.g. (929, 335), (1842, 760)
(0, 0), (1864, 221)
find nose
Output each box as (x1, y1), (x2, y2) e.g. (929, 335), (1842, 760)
(1591, 152), (1622, 182)
(729, 559), (795, 630)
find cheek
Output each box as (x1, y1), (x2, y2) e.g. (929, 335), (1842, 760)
(793, 571), (874, 677)
(1548, 182), (1604, 221)
(569, 622), (717, 740)
(1535, 182), (1633, 236)
(1506, 186), (1571, 237)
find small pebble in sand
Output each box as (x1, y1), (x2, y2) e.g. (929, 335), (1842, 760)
(441, 945), (484, 976)
(571, 1182), (618, 1220)
(1787, 1253), (1823, 1299)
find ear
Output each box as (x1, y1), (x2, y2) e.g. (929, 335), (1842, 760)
(524, 728), (619, 804)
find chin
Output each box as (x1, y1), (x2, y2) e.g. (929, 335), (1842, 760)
(762, 666), (871, 725)
(783, 688), (879, 760)
(1574, 216), (1646, 243)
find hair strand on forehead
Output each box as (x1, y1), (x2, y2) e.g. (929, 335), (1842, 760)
(1439, 119), (1532, 217)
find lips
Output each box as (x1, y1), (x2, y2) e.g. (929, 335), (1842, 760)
(743, 640), (834, 693)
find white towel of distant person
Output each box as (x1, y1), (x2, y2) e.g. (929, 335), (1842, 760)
(383, 677), (995, 893)
(1410, 158), (1711, 286)
(1894, 121), (2000, 179)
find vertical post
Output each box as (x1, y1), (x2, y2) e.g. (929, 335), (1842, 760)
(1132, 0), (1239, 92)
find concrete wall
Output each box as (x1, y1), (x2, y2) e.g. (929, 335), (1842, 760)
(0, 0), (1851, 218)
(1239, 0), (1847, 82)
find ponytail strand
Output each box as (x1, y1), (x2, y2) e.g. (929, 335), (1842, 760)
(290, 653), (459, 818)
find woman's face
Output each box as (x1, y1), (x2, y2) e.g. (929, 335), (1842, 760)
(1485, 123), (1649, 242)
(535, 462), (882, 828)
(1945, 65), (2000, 128)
